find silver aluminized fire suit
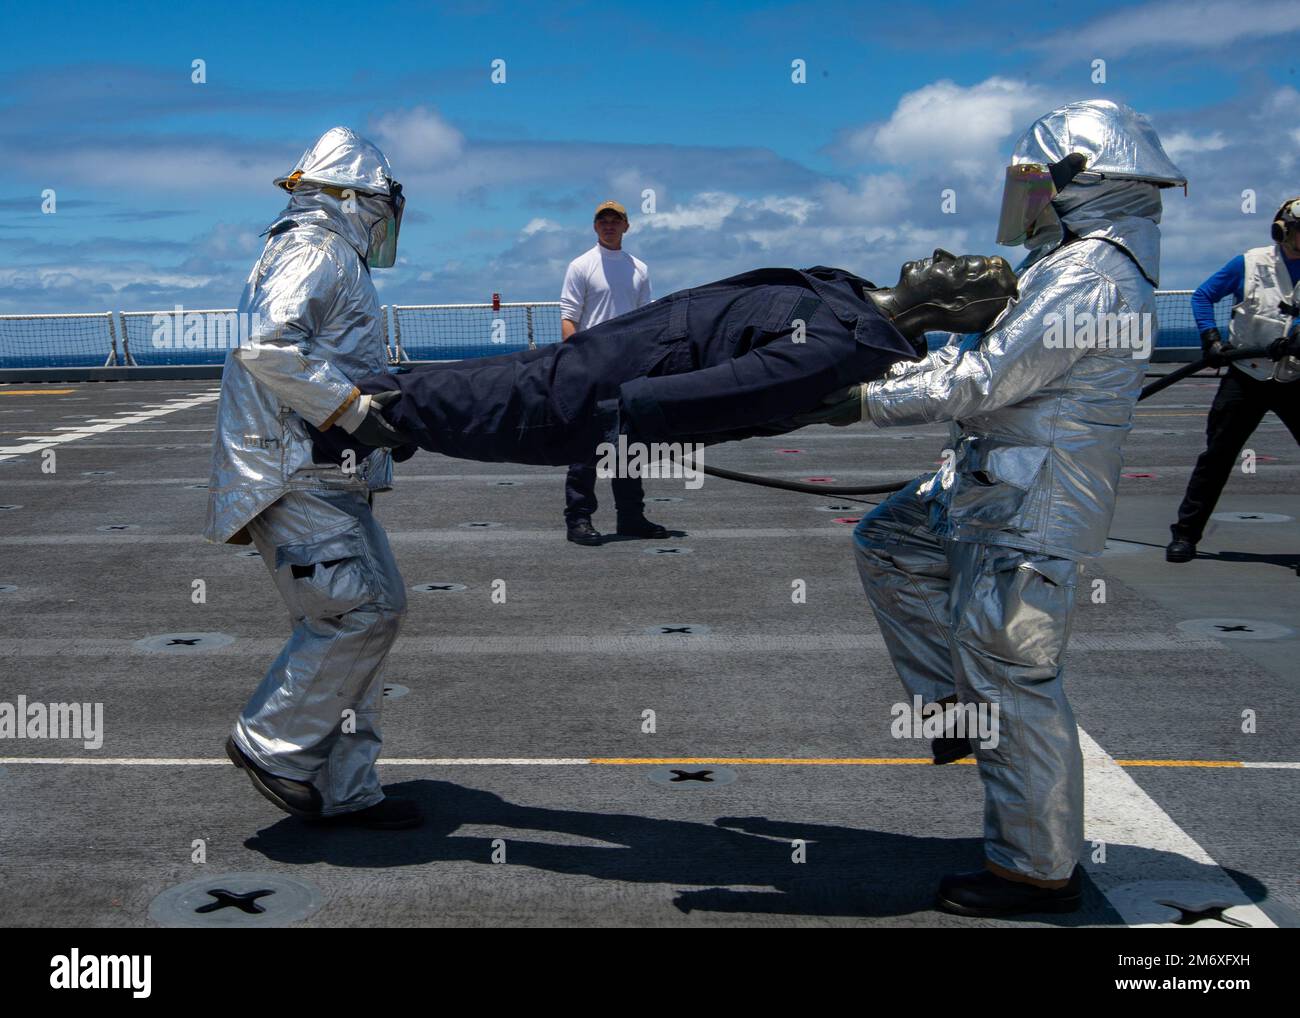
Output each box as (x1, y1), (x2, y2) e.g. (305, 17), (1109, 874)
(204, 127), (406, 815)
(854, 100), (1185, 881)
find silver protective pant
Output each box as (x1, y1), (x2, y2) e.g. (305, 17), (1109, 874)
(232, 489), (407, 815)
(853, 482), (1082, 881)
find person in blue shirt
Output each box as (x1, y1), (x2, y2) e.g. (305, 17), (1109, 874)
(1167, 197), (1300, 561)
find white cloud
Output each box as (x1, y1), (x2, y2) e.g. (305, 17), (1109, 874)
(198, 221), (263, 259)
(0, 262), (212, 298)
(7, 114), (463, 197)
(607, 169), (660, 210)
(1265, 86), (1300, 117)
(1031, 0), (1300, 57)
(641, 192), (742, 230)
(754, 195), (815, 224)
(1161, 131), (1229, 160)
(841, 77), (1050, 179)
(369, 106), (465, 172)
(29, 144), (281, 192)
(817, 174), (915, 225)
(520, 217), (561, 237)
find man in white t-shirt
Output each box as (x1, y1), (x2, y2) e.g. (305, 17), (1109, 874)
(558, 200), (667, 545)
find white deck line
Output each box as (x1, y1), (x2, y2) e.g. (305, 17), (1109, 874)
(1080, 728), (1277, 928)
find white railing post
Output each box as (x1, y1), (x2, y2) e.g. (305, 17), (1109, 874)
(104, 312), (120, 366)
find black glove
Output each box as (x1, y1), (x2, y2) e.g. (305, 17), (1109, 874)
(789, 385), (865, 427)
(1200, 328), (1229, 367)
(350, 391), (413, 448)
(1267, 333), (1300, 361)
(305, 391), (416, 467)
(753, 385), (865, 434)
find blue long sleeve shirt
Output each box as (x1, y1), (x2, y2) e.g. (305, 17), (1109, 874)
(1192, 247), (1300, 333)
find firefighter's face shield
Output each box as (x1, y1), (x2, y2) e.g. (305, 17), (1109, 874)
(299, 176), (406, 269)
(996, 163), (1058, 247)
(366, 180), (405, 269)
(996, 153), (1095, 247)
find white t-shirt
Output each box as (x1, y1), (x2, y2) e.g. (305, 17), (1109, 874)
(559, 244), (652, 331)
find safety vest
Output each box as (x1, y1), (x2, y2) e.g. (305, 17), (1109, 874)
(1228, 245), (1299, 382)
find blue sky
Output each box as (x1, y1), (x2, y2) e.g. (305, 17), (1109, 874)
(2, 0), (1299, 313)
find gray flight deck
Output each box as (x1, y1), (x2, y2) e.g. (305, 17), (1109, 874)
(0, 373), (1295, 927)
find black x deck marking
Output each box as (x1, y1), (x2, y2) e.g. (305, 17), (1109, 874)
(669, 769), (714, 783)
(195, 888), (275, 915)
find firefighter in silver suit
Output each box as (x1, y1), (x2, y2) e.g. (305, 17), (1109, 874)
(854, 100), (1186, 915)
(204, 126), (419, 829)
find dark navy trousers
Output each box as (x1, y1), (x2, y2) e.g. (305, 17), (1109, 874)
(1173, 368), (1300, 541)
(563, 460), (644, 525)
(350, 266), (920, 466)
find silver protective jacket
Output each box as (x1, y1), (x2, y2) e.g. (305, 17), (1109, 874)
(204, 185), (393, 545)
(865, 181), (1162, 560)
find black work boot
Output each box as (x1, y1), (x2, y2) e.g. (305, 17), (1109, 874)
(566, 518), (602, 545)
(937, 865), (1083, 918)
(225, 736), (323, 819)
(616, 515), (668, 539)
(306, 797), (423, 831)
(1165, 537), (1197, 563)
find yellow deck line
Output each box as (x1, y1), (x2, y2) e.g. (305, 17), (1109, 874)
(0, 756), (1266, 768)
(593, 757), (1249, 767)
(592, 757), (950, 765)
(0, 389), (76, 396)
(1112, 759), (1243, 767)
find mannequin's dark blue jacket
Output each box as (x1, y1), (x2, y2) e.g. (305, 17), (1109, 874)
(321, 266), (920, 466)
